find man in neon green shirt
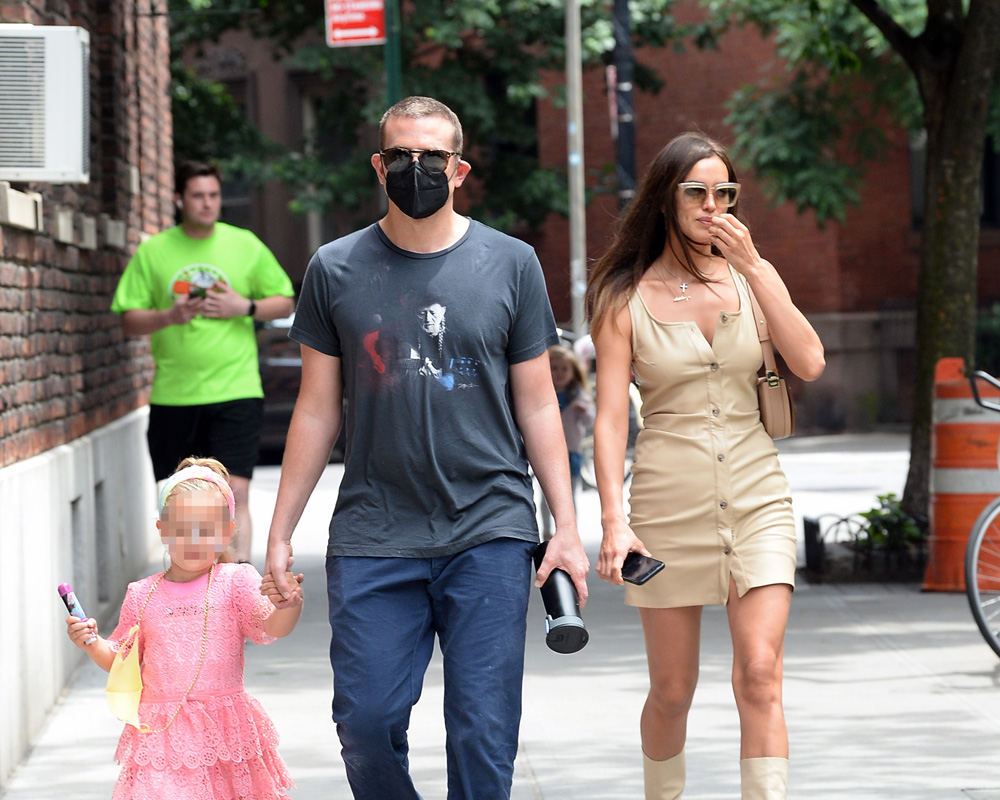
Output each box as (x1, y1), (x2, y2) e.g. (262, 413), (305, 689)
(112, 162), (295, 560)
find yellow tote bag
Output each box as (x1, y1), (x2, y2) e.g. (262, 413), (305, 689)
(106, 624), (147, 731)
(104, 566), (212, 734)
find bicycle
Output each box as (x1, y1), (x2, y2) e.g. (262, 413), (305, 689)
(965, 369), (1000, 658)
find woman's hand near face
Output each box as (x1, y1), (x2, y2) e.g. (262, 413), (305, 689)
(708, 213), (762, 275)
(709, 213), (826, 381)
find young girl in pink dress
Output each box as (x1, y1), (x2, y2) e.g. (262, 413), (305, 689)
(66, 457), (304, 800)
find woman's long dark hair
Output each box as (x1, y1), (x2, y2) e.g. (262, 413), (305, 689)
(586, 132), (739, 335)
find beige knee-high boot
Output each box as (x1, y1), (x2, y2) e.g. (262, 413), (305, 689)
(740, 757), (788, 799)
(643, 750), (685, 799)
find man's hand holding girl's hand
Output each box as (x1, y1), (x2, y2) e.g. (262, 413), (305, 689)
(262, 569), (304, 609)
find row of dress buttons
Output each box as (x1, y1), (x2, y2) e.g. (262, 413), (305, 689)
(712, 345), (730, 557)
(710, 363), (721, 420)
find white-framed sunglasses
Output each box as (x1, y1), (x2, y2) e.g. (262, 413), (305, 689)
(677, 181), (741, 208)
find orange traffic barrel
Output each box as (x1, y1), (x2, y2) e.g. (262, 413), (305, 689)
(924, 358), (1000, 591)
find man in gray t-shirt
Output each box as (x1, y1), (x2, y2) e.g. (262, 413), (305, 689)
(265, 96), (589, 800)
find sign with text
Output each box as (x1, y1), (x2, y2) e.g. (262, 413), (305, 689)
(326, 0), (386, 47)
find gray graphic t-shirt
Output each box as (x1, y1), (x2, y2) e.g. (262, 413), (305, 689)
(291, 221), (558, 557)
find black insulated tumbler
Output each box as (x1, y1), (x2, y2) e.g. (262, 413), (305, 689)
(532, 540), (589, 654)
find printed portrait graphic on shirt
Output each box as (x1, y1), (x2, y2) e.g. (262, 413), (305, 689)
(359, 295), (483, 391)
(407, 300), (481, 391)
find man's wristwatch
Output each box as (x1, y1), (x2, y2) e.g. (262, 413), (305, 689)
(247, 299), (257, 317)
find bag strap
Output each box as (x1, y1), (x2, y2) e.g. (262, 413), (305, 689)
(745, 283), (782, 386)
(112, 573), (165, 664)
(137, 572), (165, 623)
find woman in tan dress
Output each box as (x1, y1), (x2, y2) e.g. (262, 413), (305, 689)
(587, 132), (825, 799)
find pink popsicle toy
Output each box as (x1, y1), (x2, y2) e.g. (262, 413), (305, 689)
(58, 583), (97, 645)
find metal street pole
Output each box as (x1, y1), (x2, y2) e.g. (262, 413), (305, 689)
(566, 0), (587, 335)
(612, 0), (635, 211)
(385, 0), (402, 106)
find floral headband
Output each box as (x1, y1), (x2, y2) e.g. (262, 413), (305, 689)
(158, 466), (236, 520)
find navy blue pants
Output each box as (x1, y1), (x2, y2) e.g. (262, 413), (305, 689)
(326, 537), (536, 800)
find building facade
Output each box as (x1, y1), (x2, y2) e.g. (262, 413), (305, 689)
(0, 0), (172, 785)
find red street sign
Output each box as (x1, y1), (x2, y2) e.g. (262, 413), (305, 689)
(326, 0), (386, 47)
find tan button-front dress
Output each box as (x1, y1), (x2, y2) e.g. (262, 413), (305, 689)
(624, 267), (796, 608)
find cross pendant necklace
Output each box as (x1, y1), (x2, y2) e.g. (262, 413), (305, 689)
(655, 261), (692, 302)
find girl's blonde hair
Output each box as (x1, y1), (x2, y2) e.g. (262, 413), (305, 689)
(161, 456), (239, 564)
(548, 344), (589, 394)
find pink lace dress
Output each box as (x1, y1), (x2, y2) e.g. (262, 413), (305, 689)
(107, 563), (293, 800)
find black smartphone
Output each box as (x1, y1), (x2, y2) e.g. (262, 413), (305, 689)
(621, 551), (665, 585)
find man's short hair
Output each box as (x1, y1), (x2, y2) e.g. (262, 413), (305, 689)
(379, 96), (463, 154)
(175, 161), (223, 195)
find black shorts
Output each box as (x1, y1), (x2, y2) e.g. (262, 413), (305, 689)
(147, 398), (264, 481)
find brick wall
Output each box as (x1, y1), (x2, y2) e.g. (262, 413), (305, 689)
(0, 0), (172, 469)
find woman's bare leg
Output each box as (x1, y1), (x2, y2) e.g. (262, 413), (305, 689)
(726, 577), (792, 759)
(637, 605), (703, 760)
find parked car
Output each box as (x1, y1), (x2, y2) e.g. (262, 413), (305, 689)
(256, 313), (345, 463)
(256, 314), (300, 460)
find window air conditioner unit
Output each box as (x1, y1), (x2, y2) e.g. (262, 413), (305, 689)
(0, 24), (90, 184)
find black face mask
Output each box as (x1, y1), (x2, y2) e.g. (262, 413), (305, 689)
(384, 159), (451, 219)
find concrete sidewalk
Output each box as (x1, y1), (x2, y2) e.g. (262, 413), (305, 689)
(5, 433), (1000, 799)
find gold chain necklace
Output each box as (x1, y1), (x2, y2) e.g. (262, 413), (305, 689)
(136, 563), (215, 734)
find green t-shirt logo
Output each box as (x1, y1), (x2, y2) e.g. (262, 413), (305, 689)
(170, 263), (227, 298)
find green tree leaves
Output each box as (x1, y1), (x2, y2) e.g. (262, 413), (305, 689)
(168, 0), (688, 231)
(706, 0), (927, 224)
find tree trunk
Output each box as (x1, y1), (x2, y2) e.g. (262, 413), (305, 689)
(900, 1), (1000, 519)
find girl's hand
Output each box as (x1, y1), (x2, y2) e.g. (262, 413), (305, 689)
(261, 570), (305, 638)
(262, 571), (304, 609)
(597, 521), (652, 586)
(66, 615), (99, 648)
(708, 213), (762, 274)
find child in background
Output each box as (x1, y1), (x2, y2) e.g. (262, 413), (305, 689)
(66, 456), (303, 800)
(539, 344), (596, 537)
